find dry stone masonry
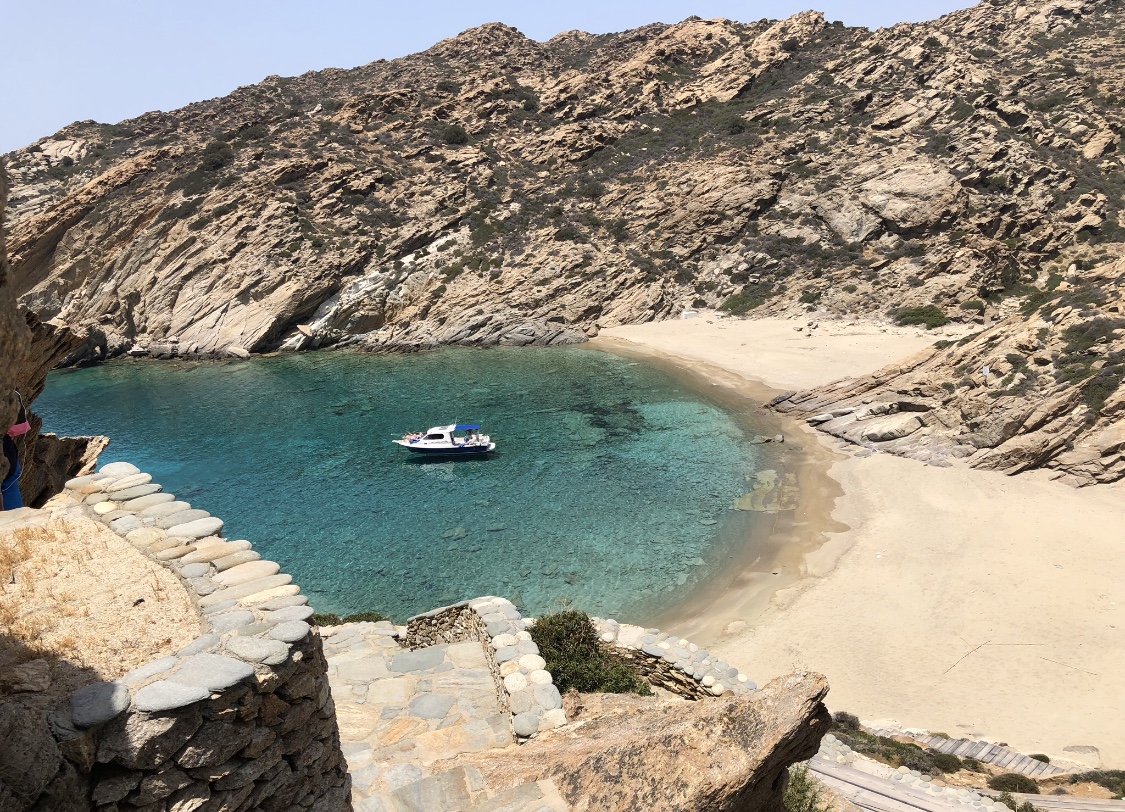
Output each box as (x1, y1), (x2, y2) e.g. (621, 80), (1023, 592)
(49, 461), (351, 812)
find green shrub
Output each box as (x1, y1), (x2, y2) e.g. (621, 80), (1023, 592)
(313, 613), (342, 625)
(435, 79), (460, 94)
(963, 758), (985, 772)
(843, 284), (858, 293)
(199, 140), (235, 171)
(994, 792), (1042, 812)
(931, 753), (965, 773)
(894, 305), (949, 329)
(1069, 770), (1125, 797)
(720, 284), (776, 315)
(529, 611), (651, 695)
(989, 773), (1040, 794)
(440, 123), (469, 145)
(1029, 754), (1050, 764)
(784, 764), (830, 812)
(343, 612), (391, 623)
(960, 299), (986, 313)
(832, 711), (860, 731)
(934, 340), (955, 349)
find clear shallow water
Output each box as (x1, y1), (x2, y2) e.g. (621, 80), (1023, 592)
(38, 347), (768, 623)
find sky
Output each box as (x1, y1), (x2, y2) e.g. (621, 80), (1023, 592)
(1, 0), (976, 154)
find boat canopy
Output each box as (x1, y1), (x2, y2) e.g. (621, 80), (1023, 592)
(455, 424), (480, 431)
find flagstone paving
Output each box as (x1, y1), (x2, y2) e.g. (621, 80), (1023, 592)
(322, 622), (568, 812)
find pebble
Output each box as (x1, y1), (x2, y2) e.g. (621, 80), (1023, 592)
(156, 509), (210, 529)
(156, 544), (197, 561)
(491, 633), (517, 649)
(503, 673), (528, 693)
(100, 510), (132, 523)
(494, 646), (520, 664)
(213, 559), (280, 587)
(179, 540), (251, 565)
(198, 574), (293, 607)
(509, 689), (534, 714)
(65, 474), (102, 489)
(240, 585), (301, 606)
(268, 620), (310, 643)
(533, 683), (562, 710)
(71, 681), (130, 727)
(224, 636), (290, 665)
(92, 502), (118, 515)
(100, 462), (140, 477)
(166, 517), (224, 539)
(257, 595), (309, 611)
(188, 577), (217, 595)
(499, 660), (521, 677)
(527, 669), (553, 686)
(134, 680), (211, 713)
(171, 653), (254, 691)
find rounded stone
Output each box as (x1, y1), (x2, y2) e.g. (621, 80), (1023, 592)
(503, 673), (528, 693)
(212, 550), (261, 572)
(224, 636), (290, 665)
(709, 683), (727, 696)
(527, 669), (553, 686)
(100, 462), (140, 477)
(121, 656), (180, 686)
(512, 710), (542, 738)
(110, 484), (162, 502)
(134, 680), (210, 712)
(209, 610), (255, 633)
(515, 631), (533, 642)
(117, 492), (175, 511)
(509, 688), (535, 715)
(518, 654), (546, 672)
(179, 562), (211, 579)
(539, 708), (566, 731)
(701, 675), (716, 687)
(139, 501), (191, 519)
(170, 653), (254, 690)
(166, 517), (224, 539)
(105, 473), (153, 492)
(494, 646), (520, 664)
(71, 681), (130, 727)
(156, 509), (211, 529)
(178, 634), (221, 656)
(109, 515), (142, 535)
(264, 605), (314, 623)
(499, 660), (521, 677)
(533, 683), (562, 710)
(491, 633), (517, 649)
(92, 502), (118, 516)
(213, 559), (280, 587)
(268, 620), (311, 642)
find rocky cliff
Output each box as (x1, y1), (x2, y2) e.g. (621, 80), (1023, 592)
(2, 0), (1124, 479)
(0, 164), (107, 504)
(4, 0), (1123, 359)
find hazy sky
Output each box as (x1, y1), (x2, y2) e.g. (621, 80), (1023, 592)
(1, 0), (975, 153)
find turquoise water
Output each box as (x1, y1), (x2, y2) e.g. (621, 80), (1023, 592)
(37, 347), (769, 623)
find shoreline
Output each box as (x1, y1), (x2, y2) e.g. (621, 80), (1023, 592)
(597, 314), (1125, 768)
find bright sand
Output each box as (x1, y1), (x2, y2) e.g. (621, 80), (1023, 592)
(598, 314), (1125, 768)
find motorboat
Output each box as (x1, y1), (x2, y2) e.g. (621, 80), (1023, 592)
(393, 424), (495, 456)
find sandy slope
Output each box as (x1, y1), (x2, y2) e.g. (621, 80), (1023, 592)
(600, 314), (1125, 768)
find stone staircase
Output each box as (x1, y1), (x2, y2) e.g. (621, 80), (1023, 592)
(322, 622), (568, 812)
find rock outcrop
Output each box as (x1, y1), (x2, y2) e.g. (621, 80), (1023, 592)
(3, 0), (1123, 363)
(457, 672), (830, 812)
(0, 163), (107, 503)
(773, 256), (1125, 484)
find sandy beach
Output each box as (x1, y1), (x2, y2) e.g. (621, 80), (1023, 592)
(598, 314), (1125, 768)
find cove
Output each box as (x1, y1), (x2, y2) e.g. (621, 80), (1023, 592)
(37, 347), (777, 623)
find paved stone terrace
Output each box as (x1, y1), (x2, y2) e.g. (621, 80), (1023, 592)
(322, 622), (568, 812)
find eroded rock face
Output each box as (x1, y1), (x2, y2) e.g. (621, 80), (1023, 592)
(458, 672), (830, 812)
(2, 0), (1123, 362)
(0, 163), (106, 501)
(774, 256), (1125, 485)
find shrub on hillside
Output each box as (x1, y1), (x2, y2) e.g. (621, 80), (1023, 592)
(529, 611), (651, 695)
(313, 611), (391, 626)
(989, 773), (1040, 794)
(440, 124), (469, 145)
(784, 764), (830, 812)
(893, 305), (949, 329)
(832, 711), (861, 731)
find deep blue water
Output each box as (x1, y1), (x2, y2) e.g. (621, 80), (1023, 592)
(37, 347), (770, 623)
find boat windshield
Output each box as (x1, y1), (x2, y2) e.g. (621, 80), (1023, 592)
(424, 433), (446, 440)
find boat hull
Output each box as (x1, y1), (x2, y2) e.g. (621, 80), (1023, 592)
(398, 443), (495, 456)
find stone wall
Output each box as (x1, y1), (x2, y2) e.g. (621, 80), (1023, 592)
(10, 461), (352, 812)
(405, 598), (567, 741)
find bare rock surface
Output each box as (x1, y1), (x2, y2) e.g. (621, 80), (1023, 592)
(457, 672), (830, 812)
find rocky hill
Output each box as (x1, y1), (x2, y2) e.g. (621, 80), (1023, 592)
(2, 0), (1124, 480)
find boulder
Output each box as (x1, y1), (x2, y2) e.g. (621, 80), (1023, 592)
(457, 672), (829, 812)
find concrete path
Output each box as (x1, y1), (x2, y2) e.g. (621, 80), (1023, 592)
(322, 622), (568, 812)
